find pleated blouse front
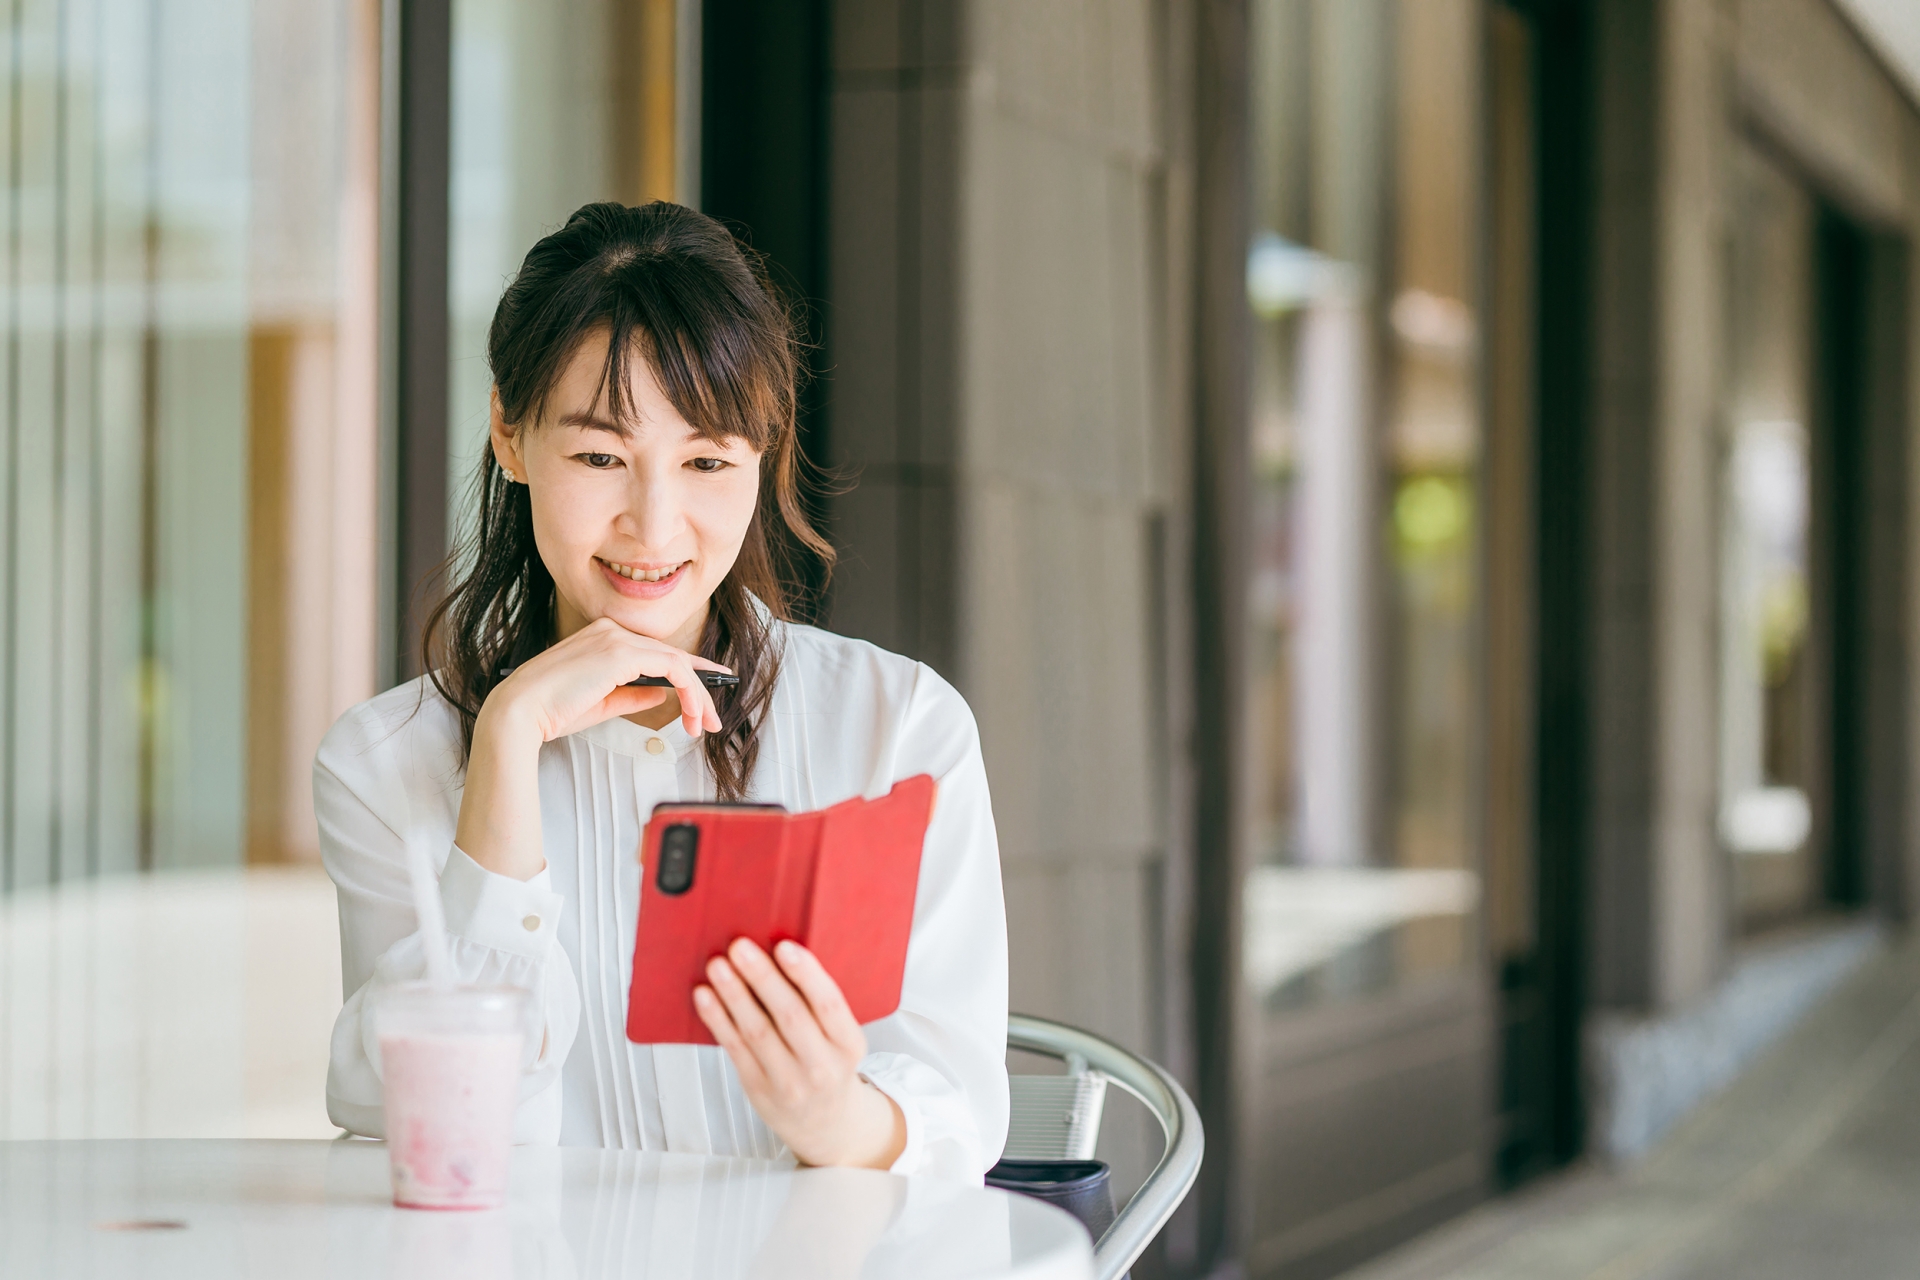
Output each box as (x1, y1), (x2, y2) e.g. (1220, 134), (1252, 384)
(317, 621), (1011, 1180)
(549, 716), (782, 1155)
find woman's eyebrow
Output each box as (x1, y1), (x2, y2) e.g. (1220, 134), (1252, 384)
(555, 410), (632, 438)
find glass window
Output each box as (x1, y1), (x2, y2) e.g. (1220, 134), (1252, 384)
(0, 0), (380, 884)
(2, 0), (380, 1141)
(1243, 0), (1482, 1012)
(446, 0), (689, 537)
(1718, 139), (1818, 928)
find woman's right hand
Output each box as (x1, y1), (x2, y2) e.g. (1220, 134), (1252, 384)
(482, 615), (731, 745)
(455, 617), (731, 881)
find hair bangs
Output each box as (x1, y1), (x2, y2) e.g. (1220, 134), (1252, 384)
(570, 256), (789, 453)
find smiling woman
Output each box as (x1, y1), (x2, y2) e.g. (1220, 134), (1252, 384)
(427, 202), (831, 801)
(314, 201), (1010, 1180)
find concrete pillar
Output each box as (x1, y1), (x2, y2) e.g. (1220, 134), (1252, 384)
(1585, 0), (1920, 1160)
(1585, 0), (1665, 1012)
(1586, 0), (1736, 1017)
(823, 0), (1189, 1200)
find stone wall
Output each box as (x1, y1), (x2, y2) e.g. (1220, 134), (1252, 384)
(823, 0), (1192, 1196)
(1584, 0), (1920, 1157)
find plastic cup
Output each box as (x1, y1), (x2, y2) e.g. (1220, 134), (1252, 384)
(376, 984), (528, 1210)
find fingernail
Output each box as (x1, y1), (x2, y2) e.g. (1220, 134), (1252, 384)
(776, 940), (801, 960)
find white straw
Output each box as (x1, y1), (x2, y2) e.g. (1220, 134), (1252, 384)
(407, 843), (454, 991)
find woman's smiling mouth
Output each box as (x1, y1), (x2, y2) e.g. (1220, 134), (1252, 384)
(597, 557), (689, 595)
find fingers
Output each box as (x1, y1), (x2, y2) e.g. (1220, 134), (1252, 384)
(703, 951), (798, 1081)
(693, 985), (770, 1093)
(592, 624), (725, 736)
(724, 940), (838, 1064)
(771, 941), (866, 1053)
(699, 942), (882, 1168)
(709, 943), (831, 1070)
(512, 616), (733, 739)
(663, 659), (720, 738)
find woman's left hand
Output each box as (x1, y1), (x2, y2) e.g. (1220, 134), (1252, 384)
(694, 938), (907, 1169)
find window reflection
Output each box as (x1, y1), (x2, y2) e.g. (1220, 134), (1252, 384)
(2, 0), (378, 1137)
(1244, 0), (1481, 1006)
(1719, 140), (1818, 925)
(0, 0), (378, 885)
(446, 0), (685, 537)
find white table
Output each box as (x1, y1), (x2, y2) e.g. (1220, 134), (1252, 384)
(0, 1140), (1094, 1280)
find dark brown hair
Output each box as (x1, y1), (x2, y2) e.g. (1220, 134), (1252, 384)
(422, 201), (832, 799)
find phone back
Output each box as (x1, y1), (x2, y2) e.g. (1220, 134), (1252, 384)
(624, 777), (936, 1046)
(807, 775), (936, 1023)
(627, 806), (816, 1045)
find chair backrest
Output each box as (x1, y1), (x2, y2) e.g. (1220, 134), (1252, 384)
(1006, 1015), (1204, 1280)
(1003, 1053), (1108, 1161)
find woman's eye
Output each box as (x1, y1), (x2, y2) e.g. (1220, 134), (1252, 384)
(688, 457), (729, 474)
(580, 452), (618, 469)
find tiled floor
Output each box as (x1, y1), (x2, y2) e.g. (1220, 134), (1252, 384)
(1345, 932), (1920, 1280)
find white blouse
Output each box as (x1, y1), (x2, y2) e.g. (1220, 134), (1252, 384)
(316, 620), (1010, 1180)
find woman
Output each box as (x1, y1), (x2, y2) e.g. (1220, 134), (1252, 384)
(318, 202), (1009, 1180)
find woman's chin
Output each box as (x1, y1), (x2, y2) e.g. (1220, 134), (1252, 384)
(593, 588), (705, 645)
(600, 599), (688, 638)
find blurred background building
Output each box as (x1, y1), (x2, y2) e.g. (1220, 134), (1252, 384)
(5, 1), (1920, 1278)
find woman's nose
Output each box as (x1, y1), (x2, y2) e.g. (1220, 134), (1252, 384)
(623, 469), (685, 548)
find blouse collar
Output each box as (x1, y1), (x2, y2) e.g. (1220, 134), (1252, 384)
(576, 713), (697, 760)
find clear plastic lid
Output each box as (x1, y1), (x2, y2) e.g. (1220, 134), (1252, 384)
(374, 982), (529, 1038)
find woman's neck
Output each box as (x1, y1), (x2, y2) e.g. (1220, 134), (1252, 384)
(553, 589), (708, 731)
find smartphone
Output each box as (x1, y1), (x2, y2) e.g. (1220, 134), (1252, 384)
(626, 776), (936, 1045)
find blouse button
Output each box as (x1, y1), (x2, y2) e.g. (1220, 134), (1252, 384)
(646, 737), (667, 756)
(521, 915), (541, 932)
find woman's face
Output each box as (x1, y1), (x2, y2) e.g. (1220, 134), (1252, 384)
(492, 335), (763, 651)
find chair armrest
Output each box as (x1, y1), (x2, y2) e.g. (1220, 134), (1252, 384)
(1008, 1014), (1206, 1280)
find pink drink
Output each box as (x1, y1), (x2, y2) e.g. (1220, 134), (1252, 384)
(376, 985), (527, 1210)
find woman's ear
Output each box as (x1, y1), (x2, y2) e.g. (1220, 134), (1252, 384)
(489, 388), (526, 483)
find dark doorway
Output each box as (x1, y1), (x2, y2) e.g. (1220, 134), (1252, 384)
(1488, 0), (1593, 1190)
(700, 0), (830, 317)
(1813, 208), (1871, 911)
(700, 0), (835, 617)
(1810, 207), (1910, 918)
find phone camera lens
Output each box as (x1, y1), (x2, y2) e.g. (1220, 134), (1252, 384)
(657, 824), (698, 895)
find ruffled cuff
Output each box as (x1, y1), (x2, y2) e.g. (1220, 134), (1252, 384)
(858, 1049), (993, 1180)
(439, 845), (564, 959)
(862, 1064), (927, 1177)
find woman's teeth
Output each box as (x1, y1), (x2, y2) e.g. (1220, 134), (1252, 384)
(604, 559), (683, 583)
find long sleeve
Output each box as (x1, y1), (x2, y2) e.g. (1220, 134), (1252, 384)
(316, 689), (581, 1144)
(855, 665), (1011, 1180)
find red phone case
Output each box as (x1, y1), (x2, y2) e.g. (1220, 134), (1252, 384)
(625, 774), (937, 1045)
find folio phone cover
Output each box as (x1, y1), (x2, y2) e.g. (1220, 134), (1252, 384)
(625, 774), (937, 1045)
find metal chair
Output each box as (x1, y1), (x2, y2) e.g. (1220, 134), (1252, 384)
(1004, 1014), (1205, 1280)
